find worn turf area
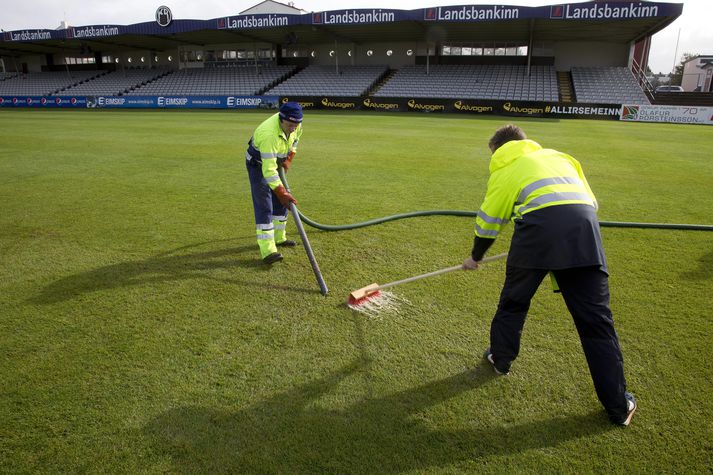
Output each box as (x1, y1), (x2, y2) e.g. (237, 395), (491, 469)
(1, 109), (711, 473)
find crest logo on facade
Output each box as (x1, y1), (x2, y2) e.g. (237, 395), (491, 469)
(156, 6), (173, 27)
(312, 12), (323, 24)
(550, 5), (564, 19)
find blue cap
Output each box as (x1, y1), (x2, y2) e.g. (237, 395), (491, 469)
(279, 102), (303, 123)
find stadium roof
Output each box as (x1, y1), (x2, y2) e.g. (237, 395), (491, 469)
(0, 1), (683, 57)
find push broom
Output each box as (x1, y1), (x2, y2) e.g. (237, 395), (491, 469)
(348, 252), (507, 306)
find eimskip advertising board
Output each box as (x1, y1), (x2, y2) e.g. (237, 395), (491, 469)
(0, 95), (279, 109)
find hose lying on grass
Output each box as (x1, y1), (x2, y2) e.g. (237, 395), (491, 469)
(278, 174), (713, 232)
(296, 209), (713, 232)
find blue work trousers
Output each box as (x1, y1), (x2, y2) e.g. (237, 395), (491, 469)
(246, 159), (288, 257)
(489, 265), (629, 420)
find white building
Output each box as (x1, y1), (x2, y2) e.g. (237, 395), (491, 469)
(681, 55), (713, 92)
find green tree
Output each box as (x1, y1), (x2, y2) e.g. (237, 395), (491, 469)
(669, 52), (696, 85)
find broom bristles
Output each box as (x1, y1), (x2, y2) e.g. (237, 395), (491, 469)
(348, 290), (410, 318)
(347, 290), (381, 306)
(348, 283), (380, 302)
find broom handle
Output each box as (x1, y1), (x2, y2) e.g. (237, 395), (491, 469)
(377, 252), (508, 291)
(289, 201), (329, 296)
(279, 168), (328, 296)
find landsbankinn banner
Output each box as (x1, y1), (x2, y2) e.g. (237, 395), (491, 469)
(1, 2), (683, 42)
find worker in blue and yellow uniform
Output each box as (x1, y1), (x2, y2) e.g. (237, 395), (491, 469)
(463, 124), (637, 426)
(245, 102), (303, 264)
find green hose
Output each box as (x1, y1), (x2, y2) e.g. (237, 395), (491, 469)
(296, 209), (476, 231)
(281, 174), (713, 232)
(597, 221), (713, 231)
(295, 208), (713, 232)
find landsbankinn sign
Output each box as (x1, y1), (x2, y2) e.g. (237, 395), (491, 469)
(0, 2), (683, 41)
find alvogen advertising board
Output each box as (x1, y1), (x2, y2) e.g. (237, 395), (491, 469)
(279, 96), (621, 119)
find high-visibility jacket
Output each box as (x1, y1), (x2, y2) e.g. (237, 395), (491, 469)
(245, 112), (302, 190)
(475, 139), (598, 240)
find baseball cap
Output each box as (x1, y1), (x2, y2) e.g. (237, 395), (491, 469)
(279, 102), (303, 123)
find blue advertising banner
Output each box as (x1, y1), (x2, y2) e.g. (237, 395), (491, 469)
(2, 30), (56, 41)
(0, 95), (279, 109)
(0, 2), (683, 42)
(93, 95), (279, 109)
(421, 2), (678, 22)
(311, 9), (411, 25)
(216, 14), (302, 30)
(0, 96), (88, 107)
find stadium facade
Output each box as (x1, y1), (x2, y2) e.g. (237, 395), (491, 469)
(2, 0), (704, 123)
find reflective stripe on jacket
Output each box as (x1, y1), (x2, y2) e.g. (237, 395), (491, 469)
(475, 139), (598, 239)
(245, 112), (303, 190)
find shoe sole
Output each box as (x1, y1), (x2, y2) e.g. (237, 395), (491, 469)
(263, 254), (284, 265)
(620, 401), (637, 426)
(485, 351), (508, 376)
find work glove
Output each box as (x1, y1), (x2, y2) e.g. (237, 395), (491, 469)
(274, 184), (297, 207)
(282, 150), (296, 171)
(462, 256), (480, 270)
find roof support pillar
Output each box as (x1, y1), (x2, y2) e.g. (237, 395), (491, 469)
(426, 42), (431, 75)
(335, 40), (339, 74)
(527, 19), (534, 76)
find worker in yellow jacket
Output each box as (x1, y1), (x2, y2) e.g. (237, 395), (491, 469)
(463, 124), (636, 426)
(245, 102), (303, 264)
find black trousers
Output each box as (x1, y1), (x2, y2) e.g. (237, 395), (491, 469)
(490, 265), (629, 419)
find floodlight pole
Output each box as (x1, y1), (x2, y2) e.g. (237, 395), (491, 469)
(671, 27), (681, 74)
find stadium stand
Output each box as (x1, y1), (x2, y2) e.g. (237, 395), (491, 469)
(652, 91), (713, 106)
(128, 65), (295, 96)
(0, 71), (103, 95)
(265, 65), (388, 96)
(0, 1), (695, 113)
(373, 65), (559, 101)
(571, 67), (650, 104)
(63, 68), (171, 96)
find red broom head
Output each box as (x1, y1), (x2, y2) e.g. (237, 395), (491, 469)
(348, 290), (381, 306)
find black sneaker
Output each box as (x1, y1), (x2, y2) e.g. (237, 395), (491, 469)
(262, 252), (283, 265)
(276, 240), (297, 247)
(613, 392), (637, 426)
(483, 348), (508, 375)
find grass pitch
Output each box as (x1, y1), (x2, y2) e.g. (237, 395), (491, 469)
(1, 109), (712, 473)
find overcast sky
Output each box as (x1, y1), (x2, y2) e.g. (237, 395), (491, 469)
(1, 0), (707, 73)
